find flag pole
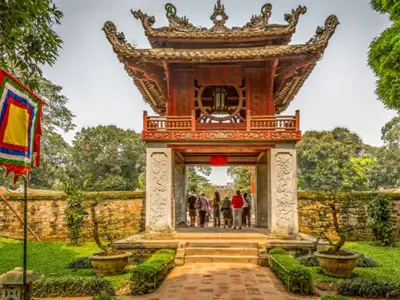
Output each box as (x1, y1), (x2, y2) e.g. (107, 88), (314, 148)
(23, 176), (28, 300)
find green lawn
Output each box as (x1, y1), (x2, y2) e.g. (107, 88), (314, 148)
(310, 241), (400, 283)
(0, 237), (132, 290)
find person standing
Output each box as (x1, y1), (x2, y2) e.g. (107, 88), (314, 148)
(195, 193), (210, 227)
(242, 192), (251, 228)
(187, 195), (197, 227)
(221, 196), (231, 228)
(212, 191), (221, 227)
(231, 190), (244, 229)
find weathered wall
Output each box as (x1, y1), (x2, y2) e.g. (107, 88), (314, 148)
(0, 190), (145, 241)
(1, 190), (400, 241)
(298, 192), (400, 240)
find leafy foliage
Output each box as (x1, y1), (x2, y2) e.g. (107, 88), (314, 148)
(369, 2), (400, 109)
(338, 278), (400, 298)
(67, 257), (93, 269)
(368, 194), (395, 246)
(131, 249), (175, 295)
(0, 0), (63, 90)
(186, 167), (214, 196)
(269, 248), (314, 295)
(320, 296), (350, 300)
(64, 179), (86, 245)
(227, 166), (251, 192)
(70, 126), (145, 191)
(33, 276), (115, 298)
(297, 128), (375, 191)
(92, 292), (117, 300)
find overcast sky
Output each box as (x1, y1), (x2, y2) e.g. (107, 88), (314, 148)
(42, 0), (395, 185)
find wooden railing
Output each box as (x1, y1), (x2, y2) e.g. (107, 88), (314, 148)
(143, 111), (193, 131)
(143, 110), (300, 132)
(248, 110), (300, 131)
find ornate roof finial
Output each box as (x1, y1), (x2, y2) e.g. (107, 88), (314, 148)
(284, 5), (307, 28)
(165, 3), (196, 32)
(131, 9), (156, 33)
(307, 15), (339, 44)
(210, 0), (229, 31)
(242, 3), (272, 30)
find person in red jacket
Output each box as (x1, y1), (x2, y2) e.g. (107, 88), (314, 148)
(231, 190), (244, 229)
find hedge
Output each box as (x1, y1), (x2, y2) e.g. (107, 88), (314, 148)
(269, 248), (314, 295)
(130, 249), (175, 295)
(33, 276), (115, 297)
(320, 296), (350, 300)
(338, 278), (400, 298)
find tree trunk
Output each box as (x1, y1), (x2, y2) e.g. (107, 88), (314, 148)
(90, 204), (107, 255)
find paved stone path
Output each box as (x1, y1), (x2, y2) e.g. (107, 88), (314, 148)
(121, 263), (319, 300)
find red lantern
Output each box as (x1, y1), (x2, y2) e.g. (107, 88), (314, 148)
(209, 155), (228, 166)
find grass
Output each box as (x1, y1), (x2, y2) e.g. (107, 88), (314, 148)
(0, 237), (133, 290)
(309, 241), (400, 283)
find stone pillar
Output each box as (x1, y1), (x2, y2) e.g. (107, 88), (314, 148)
(145, 148), (174, 231)
(174, 163), (187, 227)
(255, 164), (268, 228)
(268, 148), (298, 235)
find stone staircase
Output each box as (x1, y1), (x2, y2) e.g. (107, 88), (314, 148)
(177, 241), (259, 264)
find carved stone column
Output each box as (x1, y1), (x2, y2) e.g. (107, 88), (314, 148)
(255, 164), (268, 228)
(268, 148), (298, 235)
(145, 148), (174, 231)
(174, 163), (187, 227)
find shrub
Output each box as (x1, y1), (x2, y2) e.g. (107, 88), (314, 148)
(321, 296), (351, 300)
(269, 248), (314, 294)
(67, 257), (93, 269)
(355, 253), (378, 268)
(33, 276), (115, 297)
(297, 253), (378, 268)
(131, 249), (175, 295)
(338, 278), (400, 298)
(368, 194), (395, 246)
(92, 292), (117, 300)
(297, 254), (319, 267)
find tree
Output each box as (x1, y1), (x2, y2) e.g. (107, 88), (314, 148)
(370, 114), (400, 188)
(0, 0), (63, 90)
(29, 77), (75, 189)
(70, 125), (145, 191)
(369, 1), (400, 109)
(297, 127), (374, 191)
(227, 166), (251, 192)
(186, 167), (214, 196)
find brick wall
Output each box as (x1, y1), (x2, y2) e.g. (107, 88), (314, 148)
(298, 192), (400, 240)
(0, 190), (145, 241)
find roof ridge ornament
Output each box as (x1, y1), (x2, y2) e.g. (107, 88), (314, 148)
(131, 9), (156, 33)
(103, 21), (135, 50)
(210, 0), (229, 31)
(242, 3), (273, 30)
(307, 15), (339, 44)
(165, 3), (198, 32)
(284, 5), (307, 28)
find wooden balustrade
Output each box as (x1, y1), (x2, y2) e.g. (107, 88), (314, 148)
(143, 110), (300, 132)
(144, 113), (193, 131)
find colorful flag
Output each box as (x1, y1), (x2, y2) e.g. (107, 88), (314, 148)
(0, 69), (44, 182)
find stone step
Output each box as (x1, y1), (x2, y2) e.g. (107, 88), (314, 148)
(186, 241), (258, 248)
(185, 255), (259, 264)
(185, 247), (258, 256)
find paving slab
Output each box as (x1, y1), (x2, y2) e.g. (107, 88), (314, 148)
(119, 263), (319, 300)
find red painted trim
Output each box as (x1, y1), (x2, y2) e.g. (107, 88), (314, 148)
(168, 144), (275, 150)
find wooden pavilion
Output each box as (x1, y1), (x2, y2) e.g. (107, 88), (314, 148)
(103, 1), (338, 236)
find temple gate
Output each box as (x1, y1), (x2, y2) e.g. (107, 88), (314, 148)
(104, 1), (338, 236)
